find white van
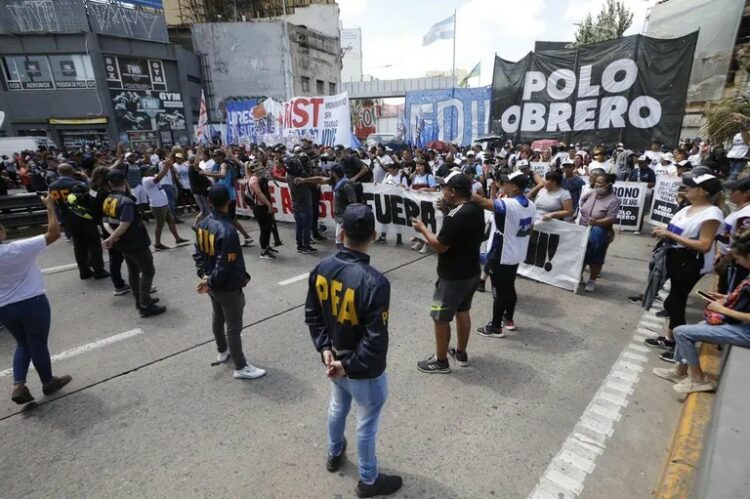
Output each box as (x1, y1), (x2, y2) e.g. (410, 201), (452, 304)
(0, 136), (57, 159)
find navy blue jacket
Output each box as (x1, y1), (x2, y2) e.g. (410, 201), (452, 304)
(193, 210), (250, 291)
(48, 175), (92, 226)
(305, 248), (391, 379)
(628, 166), (656, 185)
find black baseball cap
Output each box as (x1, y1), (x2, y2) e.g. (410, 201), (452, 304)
(683, 174), (722, 195)
(499, 171), (528, 189)
(724, 176), (750, 191)
(107, 169), (126, 183)
(208, 184), (230, 205)
(330, 164), (345, 177)
(342, 204), (375, 237)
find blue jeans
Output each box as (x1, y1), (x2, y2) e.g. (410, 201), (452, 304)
(162, 184), (178, 217)
(328, 373), (388, 484)
(674, 321), (750, 366)
(0, 294), (53, 384)
(293, 203), (312, 248)
(729, 159), (747, 181)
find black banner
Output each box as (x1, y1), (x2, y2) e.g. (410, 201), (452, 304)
(490, 33), (698, 149)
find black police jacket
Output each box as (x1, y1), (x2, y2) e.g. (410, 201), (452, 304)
(48, 175), (92, 226)
(305, 248), (391, 379)
(193, 210), (250, 291)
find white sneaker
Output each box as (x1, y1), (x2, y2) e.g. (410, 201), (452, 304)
(584, 280), (596, 292)
(652, 367), (686, 383)
(673, 377), (715, 394)
(233, 364), (266, 379)
(411, 241), (423, 251)
(419, 244), (432, 254)
(217, 350), (230, 363)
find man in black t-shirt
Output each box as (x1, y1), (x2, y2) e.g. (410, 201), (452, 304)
(411, 172), (486, 373)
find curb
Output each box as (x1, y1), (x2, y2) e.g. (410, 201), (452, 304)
(655, 343), (722, 498)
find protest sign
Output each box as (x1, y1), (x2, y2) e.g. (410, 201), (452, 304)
(404, 87), (491, 146)
(518, 219), (590, 292)
(613, 181), (648, 231)
(530, 161), (550, 178)
(647, 176), (681, 227)
(281, 92), (352, 147)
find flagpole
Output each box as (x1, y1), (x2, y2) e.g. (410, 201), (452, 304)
(451, 9), (456, 88)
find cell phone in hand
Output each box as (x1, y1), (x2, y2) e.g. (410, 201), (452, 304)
(696, 290), (713, 301)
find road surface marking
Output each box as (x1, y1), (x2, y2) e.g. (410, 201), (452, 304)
(0, 328), (144, 378)
(278, 272), (309, 286)
(41, 263), (79, 275)
(528, 309), (655, 499)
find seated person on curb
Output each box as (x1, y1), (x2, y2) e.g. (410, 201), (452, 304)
(652, 231), (750, 394)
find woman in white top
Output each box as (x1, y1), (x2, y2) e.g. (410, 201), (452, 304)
(409, 160), (438, 192)
(528, 170), (573, 221)
(0, 195), (72, 404)
(375, 163), (407, 245)
(646, 174), (724, 358)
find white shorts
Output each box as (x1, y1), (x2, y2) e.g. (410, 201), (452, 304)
(131, 184), (148, 205)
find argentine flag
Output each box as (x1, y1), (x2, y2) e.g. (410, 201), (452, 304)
(422, 14), (454, 46)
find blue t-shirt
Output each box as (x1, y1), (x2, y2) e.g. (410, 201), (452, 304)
(218, 163), (237, 201)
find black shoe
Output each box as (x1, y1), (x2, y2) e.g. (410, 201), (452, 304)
(297, 247), (311, 254)
(644, 336), (675, 349)
(476, 324), (505, 338)
(449, 347), (469, 367)
(153, 244), (170, 251)
(11, 385), (34, 405)
(267, 247), (279, 254)
(139, 304), (166, 317)
(417, 354), (451, 374)
(93, 271), (111, 280)
(374, 235), (387, 244)
(274, 241), (283, 247)
(42, 375), (72, 396)
(326, 437), (346, 472)
(659, 349), (677, 363)
(356, 473), (403, 498)
(627, 294), (643, 304)
(655, 309), (670, 318)
(303, 246), (318, 253)
(314, 234), (327, 241)
(80, 270), (94, 280)
(260, 251), (276, 260)
(476, 280), (486, 293)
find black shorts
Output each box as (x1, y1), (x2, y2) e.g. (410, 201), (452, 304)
(228, 200), (237, 220)
(430, 275), (480, 322)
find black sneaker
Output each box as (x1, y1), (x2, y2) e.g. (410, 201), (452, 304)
(374, 235), (387, 244)
(476, 324), (505, 338)
(655, 309), (670, 318)
(644, 336), (675, 349)
(326, 437), (346, 472)
(139, 304), (167, 317)
(303, 246), (318, 253)
(297, 247), (311, 254)
(113, 285), (132, 296)
(260, 251), (276, 260)
(449, 348), (469, 367)
(274, 240), (284, 247)
(476, 280), (486, 293)
(79, 270), (94, 280)
(356, 473), (403, 498)
(659, 349), (677, 363)
(267, 247), (279, 254)
(417, 354), (451, 374)
(93, 271), (111, 280)
(627, 294), (643, 304)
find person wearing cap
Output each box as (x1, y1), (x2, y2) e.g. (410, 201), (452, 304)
(514, 160), (543, 193)
(412, 172), (486, 373)
(629, 155), (656, 188)
(246, 160), (279, 260)
(202, 149), (254, 247)
(578, 173), (621, 292)
(715, 176), (750, 293)
(141, 160), (189, 251)
(194, 184), (266, 380)
(645, 174), (724, 361)
(472, 171), (537, 337)
(645, 138), (664, 168)
(589, 147), (614, 175)
(48, 164), (110, 280)
(561, 159), (586, 213)
(305, 204), (402, 497)
(727, 115), (750, 181)
(0, 193), (72, 405)
(102, 170), (165, 318)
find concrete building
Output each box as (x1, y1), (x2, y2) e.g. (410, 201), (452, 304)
(0, 0), (202, 149)
(341, 27), (362, 82)
(191, 21), (341, 121)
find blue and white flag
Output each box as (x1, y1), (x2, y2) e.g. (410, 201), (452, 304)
(422, 14), (454, 46)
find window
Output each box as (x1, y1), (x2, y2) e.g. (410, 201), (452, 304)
(316, 79), (324, 94)
(2, 55), (54, 90)
(48, 55), (95, 89)
(329, 82), (336, 95)
(301, 76), (310, 92)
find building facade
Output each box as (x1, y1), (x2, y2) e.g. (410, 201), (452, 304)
(0, 0), (202, 149)
(341, 27), (362, 83)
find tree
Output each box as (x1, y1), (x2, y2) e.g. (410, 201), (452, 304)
(573, 0), (634, 47)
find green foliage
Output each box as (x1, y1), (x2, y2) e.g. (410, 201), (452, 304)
(573, 0), (634, 47)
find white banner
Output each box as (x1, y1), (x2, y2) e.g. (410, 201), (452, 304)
(612, 181), (648, 231)
(280, 92), (352, 148)
(647, 175), (681, 227)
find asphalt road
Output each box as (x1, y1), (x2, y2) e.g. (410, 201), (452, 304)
(0, 221), (686, 498)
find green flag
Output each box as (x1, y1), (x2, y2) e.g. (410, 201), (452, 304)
(459, 61), (481, 87)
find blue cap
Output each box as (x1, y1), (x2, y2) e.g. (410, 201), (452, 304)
(208, 184), (230, 205)
(342, 203), (375, 237)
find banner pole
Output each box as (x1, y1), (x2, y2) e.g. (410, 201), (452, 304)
(451, 10), (456, 88)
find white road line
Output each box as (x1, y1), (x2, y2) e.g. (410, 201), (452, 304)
(278, 272), (309, 286)
(527, 306), (657, 499)
(41, 263), (79, 275)
(0, 328), (144, 378)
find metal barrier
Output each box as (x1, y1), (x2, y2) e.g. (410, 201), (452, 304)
(0, 193), (47, 229)
(690, 345), (750, 499)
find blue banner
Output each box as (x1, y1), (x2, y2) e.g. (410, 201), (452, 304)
(225, 98), (257, 145)
(405, 87), (491, 147)
(129, 0), (164, 9)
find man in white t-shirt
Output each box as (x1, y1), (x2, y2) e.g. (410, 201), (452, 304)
(141, 162), (189, 251)
(372, 146), (393, 184)
(644, 139), (664, 169)
(727, 125), (750, 180)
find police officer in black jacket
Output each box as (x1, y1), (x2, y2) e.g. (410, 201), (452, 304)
(102, 170), (165, 318)
(305, 204), (402, 498)
(48, 164), (109, 280)
(194, 185), (266, 380)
